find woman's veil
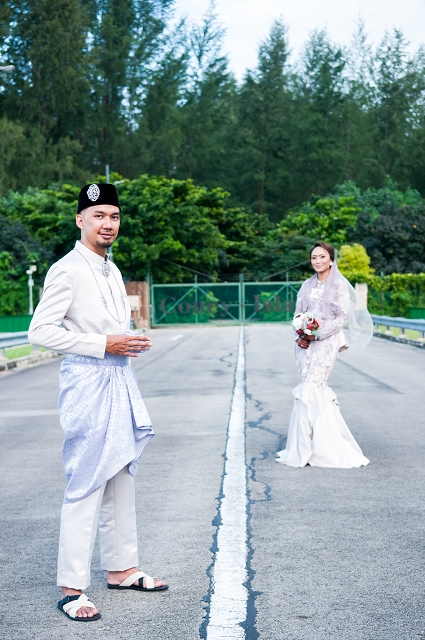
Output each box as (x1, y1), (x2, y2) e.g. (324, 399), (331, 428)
(334, 262), (373, 349)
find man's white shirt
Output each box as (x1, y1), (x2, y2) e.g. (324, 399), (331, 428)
(29, 241), (131, 358)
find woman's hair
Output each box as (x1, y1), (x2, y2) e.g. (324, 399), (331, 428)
(310, 241), (335, 262)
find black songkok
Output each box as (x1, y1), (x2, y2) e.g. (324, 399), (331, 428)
(77, 183), (121, 214)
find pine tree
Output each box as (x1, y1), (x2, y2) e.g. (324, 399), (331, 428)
(371, 30), (425, 190)
(5, 0), (89, 139)
(176, 5), (237, 188)
(289, 30), (347, 201)
(231, 20), (292, 219)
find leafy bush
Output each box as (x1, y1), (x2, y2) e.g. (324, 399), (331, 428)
(362, 274), (425, 317)
(338, 243), (374, 283)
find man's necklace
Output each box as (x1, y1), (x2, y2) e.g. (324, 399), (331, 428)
(75, 249), (127, 325)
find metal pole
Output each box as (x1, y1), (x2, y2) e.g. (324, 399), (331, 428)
(147, 273), (154, 327)
(26, 265), (37, 314)
(286, 272), (289, 322)
(239, 273), (245, 324)
(194, 274), (198, 324)
(105, 164), (113, 262)
(28, 275), (34, 314)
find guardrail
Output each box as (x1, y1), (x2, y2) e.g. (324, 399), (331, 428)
(1, 316), (424, 355)
(0, 331), (31, 356)
(371, 314), (425, 338)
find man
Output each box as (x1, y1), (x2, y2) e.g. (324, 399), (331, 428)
(29, 183), (167, 622)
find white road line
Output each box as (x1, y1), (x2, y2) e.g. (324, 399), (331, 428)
(169, 334), (183, 341)
(207, 327), (247, 640)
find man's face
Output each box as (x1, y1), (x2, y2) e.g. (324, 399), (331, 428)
(76, 204), (120, 251)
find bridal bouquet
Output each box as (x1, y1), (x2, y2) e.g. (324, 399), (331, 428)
(292, 312), (320, 340)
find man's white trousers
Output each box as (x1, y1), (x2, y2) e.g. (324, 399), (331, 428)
(57, 466), (139, 589)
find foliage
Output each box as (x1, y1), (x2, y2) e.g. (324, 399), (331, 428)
(1, 172), (425, 320)
(1, 9), (425, 216)
(277, 195), (359, 245)
(0, 185), (80, 263)
(0, 214), (55, 313)
(331, 180), (425, 274)
(366, 274), (425, 317)
(114, 175), (226, 281)
(338, 243), (374, 283)
(0, 175), (270, 285)
(0, 251), (28, 315)
(248, 233), (312, 281)
(353, 201), (425, 275)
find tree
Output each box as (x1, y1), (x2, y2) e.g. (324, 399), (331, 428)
(287, 30), (347, 202)
(230, 20), (292, 218)
(176, 6), (237, 190)
(0, 214), (54, 314)
(135, 41), (188, 177)
(115, 175), (229, 281)
(324, 180), (425, 274)
(0, 0), (88, 189)
(278, 194), (359, 245)
(371, 30), (425, 191)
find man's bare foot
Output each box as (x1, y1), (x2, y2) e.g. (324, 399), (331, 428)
(60, 587), (99, 618)
(107, 567), (166, 589)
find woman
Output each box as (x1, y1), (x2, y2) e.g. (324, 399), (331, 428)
(276, 242), (372, 468)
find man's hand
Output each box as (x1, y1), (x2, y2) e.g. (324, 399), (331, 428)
(106, 334), (152, 357)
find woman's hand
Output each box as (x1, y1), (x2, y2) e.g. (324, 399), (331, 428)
(106, 334), (152, 357)
(297, 334), (315, 349)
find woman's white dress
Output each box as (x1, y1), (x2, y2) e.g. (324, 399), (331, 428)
(276, 278), (369, 468)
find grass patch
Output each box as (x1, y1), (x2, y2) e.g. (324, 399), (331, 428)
(4, 345), (47, 359)
(376, 326), (424, 340)
(5, 345), (33, 359)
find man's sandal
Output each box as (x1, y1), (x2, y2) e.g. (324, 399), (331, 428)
(57, 594), (101, 621)
(107, 570), (169, 592)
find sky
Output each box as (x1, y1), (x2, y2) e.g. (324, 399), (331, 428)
(174, 0), (425, 79)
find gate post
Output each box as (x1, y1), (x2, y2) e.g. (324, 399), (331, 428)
(124, 280), (150, 329)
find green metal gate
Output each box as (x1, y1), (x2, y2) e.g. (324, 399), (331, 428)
(151, 280), (302, 326)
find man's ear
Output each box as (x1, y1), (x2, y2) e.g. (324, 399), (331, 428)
(76, 213), (84, 230)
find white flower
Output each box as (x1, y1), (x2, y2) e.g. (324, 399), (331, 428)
(292, 313), (305, 330)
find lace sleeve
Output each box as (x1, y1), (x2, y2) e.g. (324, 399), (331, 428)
(317, 288), (349, 341)
(295, 290), (303, 315)
(295, 281), (308, 315)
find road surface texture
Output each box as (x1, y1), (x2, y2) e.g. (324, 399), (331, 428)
(0, 324), (424, 639)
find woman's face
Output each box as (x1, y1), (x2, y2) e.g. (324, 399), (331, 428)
(311, 247), (332, 274)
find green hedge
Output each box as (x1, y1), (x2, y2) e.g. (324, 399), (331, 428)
(364, 274), (425, 317)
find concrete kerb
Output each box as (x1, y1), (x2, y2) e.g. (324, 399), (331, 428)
(373, 331), (425, 349)
(0, 349), (61, 372)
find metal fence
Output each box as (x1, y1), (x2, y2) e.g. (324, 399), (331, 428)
(151, 281), (303, 326)
(371, 314), (425, 338)
(0, 331), (32, 357)
(0, 315), (32, 332)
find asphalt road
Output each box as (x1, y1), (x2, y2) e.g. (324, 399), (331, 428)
(0, 325), (424, 639)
